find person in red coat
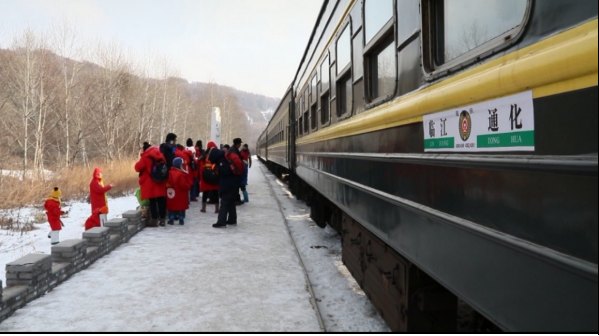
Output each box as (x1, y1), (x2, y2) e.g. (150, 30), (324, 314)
(44, 187), (65, 245)
(175, 145), (196, 202)
(166, 157), (190, 225)
(199, 141), (220, 213)
(135, 144), (168, 227)
(85, 206), (108, 231)
(90, 168), (113, 216)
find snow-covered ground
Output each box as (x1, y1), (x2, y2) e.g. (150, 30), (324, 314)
(0, 160), (388, 331)
(0, 195), (138, 285)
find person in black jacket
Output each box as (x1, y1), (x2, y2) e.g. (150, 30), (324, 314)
(230, 138), (245, 206)
(209, 146), (242, 228)
(160, 133), (177, 168)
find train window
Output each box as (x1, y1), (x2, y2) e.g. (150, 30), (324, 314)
(320, 93), (330, 125)
(363, 0), (396, 104)
(364, 0), (394, 45)
(321, 55), (330, 92)
(310, 104), (317, 130)
(337, 25), (352, 75)
(304, 90), (309, 112)
(433, 0), (528, 65)
(338, 76), (352, 117)
(369, 37), (396, 99)
(311, 75), (318, 102)
(352, 31), (363, 81)
(303, 111), (309, 134)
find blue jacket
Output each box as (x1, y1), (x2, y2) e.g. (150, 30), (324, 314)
(209, 148), (242, 192)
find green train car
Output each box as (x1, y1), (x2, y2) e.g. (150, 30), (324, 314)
(257, 0), (597, 331)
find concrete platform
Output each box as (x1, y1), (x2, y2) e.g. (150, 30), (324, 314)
(0, 163), (321, 332)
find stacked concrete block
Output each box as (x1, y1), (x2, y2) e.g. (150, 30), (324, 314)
(0, 286), (29, 322)
(105, 218), (129, 244)
(123, 210), (143, 233)
(5, 254), (52, 288)
(83, 227), (111, 261)
(5, 254), (52, 303)
(51, 240), (87, 272)
(49, 263), (70, 290)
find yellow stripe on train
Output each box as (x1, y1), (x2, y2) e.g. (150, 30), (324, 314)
(297, 19), (598, 146)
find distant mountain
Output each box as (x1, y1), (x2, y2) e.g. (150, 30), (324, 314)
(187, 82), (279, 125)
(186, 82), (280, 145)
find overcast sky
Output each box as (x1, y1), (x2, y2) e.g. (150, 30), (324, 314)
(0, 0), (322, 98)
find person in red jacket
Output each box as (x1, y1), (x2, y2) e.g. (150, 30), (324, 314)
(90, 168), (113, 221)
(176, 145), (196, 202)
(85, 206), (108, 231)
(44, 187), (65, 245)
(166, 157), (190, 225)
(199, 141), (220, 213)
(135, 144), (168, 227)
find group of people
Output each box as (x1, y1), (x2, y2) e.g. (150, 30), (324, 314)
(134, 132), (252, 228)
(43, 132), (251, 246)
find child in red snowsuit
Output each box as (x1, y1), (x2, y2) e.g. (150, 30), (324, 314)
(85, 206), (109, 231)
(44, 187), (65, 245)
(166, 157), (191, 225)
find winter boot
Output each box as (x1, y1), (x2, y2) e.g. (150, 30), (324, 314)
(243, 190), (249, 203)
(201, 202), (207, 213)
(167, 213), (176, 225)
(212, 222), (226, 228)
(158, 218), (166, 227)
(50, 231), (60, 245)
(179, 217), (185, 225)
(148, 218), (158, 227)
(215, 203), (220, 213)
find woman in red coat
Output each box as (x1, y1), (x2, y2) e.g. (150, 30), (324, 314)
(90, 168), (112, 214)
(44, 187), (65, 245)
(135, 145), (168, 227)
(166, 157), (190, 225)
(199, 141), (220, 213)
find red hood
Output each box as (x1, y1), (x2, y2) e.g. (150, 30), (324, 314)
(93, 168), (102, 181)
(141, 146), (164, 162)
(207, 141), (217, 149)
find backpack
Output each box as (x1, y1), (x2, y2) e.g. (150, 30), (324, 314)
(225, 151), (245, 176)
(151, 158), (169, 183)
(190, 158), (198, 171)
(202, 164), (219, 184)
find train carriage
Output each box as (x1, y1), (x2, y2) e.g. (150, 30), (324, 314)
(258, 0), (598, 331)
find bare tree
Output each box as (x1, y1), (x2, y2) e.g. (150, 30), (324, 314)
(51, 19), (86, 167)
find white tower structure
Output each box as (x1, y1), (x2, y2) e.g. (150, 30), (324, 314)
(211, 107), (222, 146)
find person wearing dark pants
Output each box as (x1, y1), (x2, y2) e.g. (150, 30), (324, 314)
(209, 145), (242, 228)
(202, 190), (219, 213)
(229, 138), (245, 206)
(149, 197), (167, 223)
(217, 188), (237, 226)
(135, 143), (168, 227)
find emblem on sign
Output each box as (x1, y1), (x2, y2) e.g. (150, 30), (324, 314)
(459, 110), (472, 141)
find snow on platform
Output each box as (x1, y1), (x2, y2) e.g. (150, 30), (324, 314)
(1, 160), (389, 332)
(0, 162), (321, 332)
